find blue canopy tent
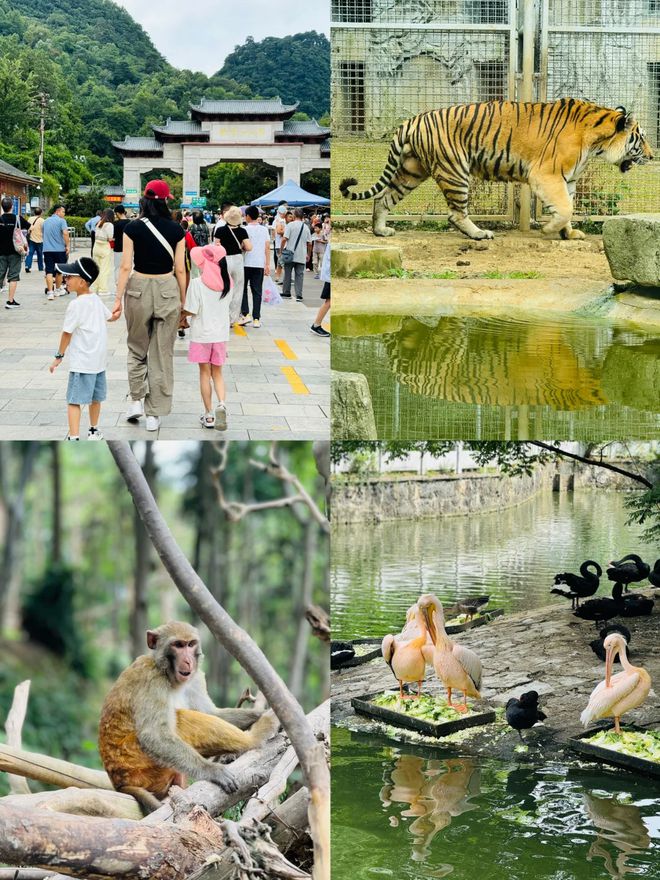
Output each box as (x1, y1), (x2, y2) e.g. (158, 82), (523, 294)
(250, 179), (330, 208)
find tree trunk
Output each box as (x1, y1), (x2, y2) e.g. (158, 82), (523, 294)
(0, 444), (39, 633)
(131, 444), (157, 658)
(289, 521), (317, 699)
(106, 442), (330, 880)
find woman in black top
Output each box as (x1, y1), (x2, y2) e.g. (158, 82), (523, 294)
(0, 197), (30, 309)
(112, 180), (186, 431)
(213, 205), (251, 325)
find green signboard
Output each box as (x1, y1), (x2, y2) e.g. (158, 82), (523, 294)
(191, 197), (207, 208)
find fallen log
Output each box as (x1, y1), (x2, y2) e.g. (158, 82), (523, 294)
(0, 787), (142, 820)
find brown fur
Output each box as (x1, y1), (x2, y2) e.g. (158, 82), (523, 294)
(98, 623), (279, 811)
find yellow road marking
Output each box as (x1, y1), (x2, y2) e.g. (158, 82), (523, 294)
(275, 339), (297, 360)
(234, 324), (247, 337)
(281, 366), (309, 395)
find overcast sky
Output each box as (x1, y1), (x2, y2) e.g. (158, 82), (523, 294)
(114, 1), (330, 75)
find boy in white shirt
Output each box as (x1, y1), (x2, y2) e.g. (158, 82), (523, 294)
(48, 257), (113, 440)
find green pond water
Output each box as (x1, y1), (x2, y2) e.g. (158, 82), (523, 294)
(331, 314), (660, 440)
(331, 488), (657, 640)
(332, 726), (660, 880)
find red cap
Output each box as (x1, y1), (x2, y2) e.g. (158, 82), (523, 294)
(143, 180), (172, 200)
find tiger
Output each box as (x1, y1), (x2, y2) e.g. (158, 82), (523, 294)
(339, 98), (653, 241)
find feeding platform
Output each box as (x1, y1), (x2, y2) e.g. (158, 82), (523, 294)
(351, 690), (496, 738)
(445, 608), (504, 634)
(569, 726), (660, 779)
(341, 639), (382, 668)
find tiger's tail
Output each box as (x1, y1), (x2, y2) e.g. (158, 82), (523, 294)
(339, 120), (409, 201)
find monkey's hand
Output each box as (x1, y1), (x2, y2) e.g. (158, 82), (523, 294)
(209, 763), (238, 794)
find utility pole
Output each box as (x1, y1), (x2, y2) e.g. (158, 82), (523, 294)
(38, 92), (47, 178)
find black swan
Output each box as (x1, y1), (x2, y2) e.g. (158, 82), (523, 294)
(331, 641), (356, 670)
(589, 624), (631, 663)
(607, 554), (650, 592)
(574, 583), (624, 627)
(505, 691), (547, 741)
(551, 561), (602, 609)
(619, 592), (654, 618)
(648, 559), (660, 588)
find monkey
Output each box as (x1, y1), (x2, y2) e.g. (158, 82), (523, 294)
(98, 621), (279, 813)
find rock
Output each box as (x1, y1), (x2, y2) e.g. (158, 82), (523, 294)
(456, 259), (471, 266)
(473, 241), (489, 251)
(332, 243), (403, 278)
(331, 370), (377, 439)
(602, 214), (660, 286)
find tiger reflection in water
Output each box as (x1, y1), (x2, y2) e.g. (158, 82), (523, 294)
(381, 316), (605, 410)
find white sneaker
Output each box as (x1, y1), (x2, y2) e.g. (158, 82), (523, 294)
(87, 427), (104, 440)
(54, 287), (66, 297)
(214, 403), (227, 431)
(126, 398), (144, 422)
(237, 314), (252, 326)
(145, 415), (160, 432)
(47, 293), (55, 301)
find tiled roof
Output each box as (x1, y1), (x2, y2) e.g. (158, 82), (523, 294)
(0, 158), (40, 183)
(112, 137), (164, 152)
(78, 185), (125, 196)
(280, 119), (331, 136)
(152, 119), (206, 136)
(320, 139), (331, 155)
(190, 98), (299, 115)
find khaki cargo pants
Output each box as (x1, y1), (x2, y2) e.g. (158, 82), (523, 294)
(124, 274), (181, 416)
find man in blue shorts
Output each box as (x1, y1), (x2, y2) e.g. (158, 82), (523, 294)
(42, 205), (70, 301)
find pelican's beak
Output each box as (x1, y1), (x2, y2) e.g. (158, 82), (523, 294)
(605, 643), (615, 688)
(421, 605), (437, 645)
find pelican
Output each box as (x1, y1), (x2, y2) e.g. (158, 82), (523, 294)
(580, 632), (652, 734)
(417, 593), (483, 713)
(381, 603), (428, 700)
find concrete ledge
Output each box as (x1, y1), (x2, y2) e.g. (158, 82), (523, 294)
(331, 370), (377, 440)
(333, 278), (660, 331)
(602, 214), (660, 286)
(332, 243), (403, 278)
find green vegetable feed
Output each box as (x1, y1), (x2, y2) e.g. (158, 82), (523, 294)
(371, 692), (469, 721)
(586, 729), (660, 763)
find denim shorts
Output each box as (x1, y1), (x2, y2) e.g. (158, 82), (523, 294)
(67, 371), (107, 405)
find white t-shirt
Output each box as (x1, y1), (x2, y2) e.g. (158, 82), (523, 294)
(184, 277), (230, 344)
(243, 223), (270, 269)
(62, 294), (111, 374)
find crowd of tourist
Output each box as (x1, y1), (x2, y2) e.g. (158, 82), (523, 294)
(0, 183), (331, 439)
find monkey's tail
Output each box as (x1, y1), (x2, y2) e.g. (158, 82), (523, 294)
(249, 709), (280, 747)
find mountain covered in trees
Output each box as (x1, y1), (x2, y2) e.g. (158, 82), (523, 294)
(0, 0), (329, 195)
(219, 32), (330, 119)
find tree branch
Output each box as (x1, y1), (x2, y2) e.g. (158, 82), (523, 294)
(5, 680), (31, 795)
(106, 441), (329, 880)
(529, 442), (654, 488)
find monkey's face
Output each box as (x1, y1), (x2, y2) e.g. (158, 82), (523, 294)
(166, 638), (201, 685)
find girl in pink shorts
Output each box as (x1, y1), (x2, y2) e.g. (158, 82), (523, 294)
(183, 243), (232, 430)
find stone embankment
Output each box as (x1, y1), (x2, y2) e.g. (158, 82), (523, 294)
(332, 595), (660, 763)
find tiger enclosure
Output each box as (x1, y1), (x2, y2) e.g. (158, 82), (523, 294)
(0, 441), (330, 880)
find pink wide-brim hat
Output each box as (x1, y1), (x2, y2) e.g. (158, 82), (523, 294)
(190, 243), (230, 292)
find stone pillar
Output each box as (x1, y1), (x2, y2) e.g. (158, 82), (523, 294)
(182, 146), (201, 207)
(279, 158), (301, 185)
(122, 164), (142, 208)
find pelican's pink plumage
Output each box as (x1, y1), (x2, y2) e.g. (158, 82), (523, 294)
(581, 632), (652, 734)
(381, 603), (428, 700)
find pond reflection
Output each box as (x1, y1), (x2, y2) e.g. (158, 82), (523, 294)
(332, 728), (660, 880)
(332, 314), (660, 439)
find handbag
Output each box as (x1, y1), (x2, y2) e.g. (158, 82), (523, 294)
(280, 224), (304, 265)
(12, 215), (28, 257)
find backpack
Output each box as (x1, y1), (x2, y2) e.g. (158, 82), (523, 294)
(12, 215), (28, 257)
(191, 223), (209, 247)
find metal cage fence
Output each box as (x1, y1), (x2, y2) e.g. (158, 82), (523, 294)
(332, 0), (660, 225)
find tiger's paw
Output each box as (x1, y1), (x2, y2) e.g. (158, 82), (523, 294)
(472, 229), (495, 241)
(374, 226), (396, 237)
(566, 229), (585, 240)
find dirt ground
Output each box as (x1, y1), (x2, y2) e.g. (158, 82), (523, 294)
(335, 227), (612, 282)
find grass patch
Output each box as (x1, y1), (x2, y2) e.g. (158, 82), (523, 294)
(353, 268), (459, 280)
(481, 270), (543, 279)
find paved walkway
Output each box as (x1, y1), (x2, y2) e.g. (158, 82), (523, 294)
(0, 246), (329, 440)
